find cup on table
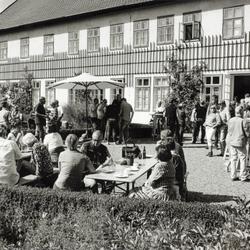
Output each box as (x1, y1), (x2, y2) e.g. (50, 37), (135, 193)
(123, 169), (130, 177)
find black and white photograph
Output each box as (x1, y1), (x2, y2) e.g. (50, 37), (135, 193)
(0, 0), (250, 249)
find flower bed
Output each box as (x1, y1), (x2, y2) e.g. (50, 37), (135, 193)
(1, 185), (250, 249)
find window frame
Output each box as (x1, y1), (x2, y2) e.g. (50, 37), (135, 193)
(183, 11), (201, 41)
(20, 37), (29, 59)
(110, 23), (124, 50)
(87, 27), (100, 53)
(222, 5), (244, 40)
(44, 34), (54, 57)
(135, 77), (151, 112)
(153, 77), (170, 111)
(68, 31), (79, 55)
(157, 15), (174, 45)
(203, 75), (222, 103)
(0, 41), (8, 60)
(133, 19), (149, 48)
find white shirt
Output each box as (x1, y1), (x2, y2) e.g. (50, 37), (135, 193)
(43, 132), (64, 152)
(0, 138), (22, 186)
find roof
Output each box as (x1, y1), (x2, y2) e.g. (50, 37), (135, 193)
(0, 0), (180, 32)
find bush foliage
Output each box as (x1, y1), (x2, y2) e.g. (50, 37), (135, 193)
(0, 185), (250, 249)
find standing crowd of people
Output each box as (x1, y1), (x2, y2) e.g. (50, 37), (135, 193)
(89, 94), (134, 144)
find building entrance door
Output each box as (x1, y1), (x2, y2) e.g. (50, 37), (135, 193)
(234, 75), (250, 101)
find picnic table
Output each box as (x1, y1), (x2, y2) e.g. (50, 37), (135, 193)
(85, 157), (157, 195)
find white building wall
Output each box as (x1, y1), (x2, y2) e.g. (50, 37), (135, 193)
(8, 40), (19, 58)
(30, 36), (43, 55)
(100, 26), (110, 48)
(55, 89), (70, 106)
(54, 33), (68, 53)
(79, 29), (87, 50)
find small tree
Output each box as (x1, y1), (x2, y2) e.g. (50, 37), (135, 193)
(0, 66), (33, 114)
(164, 54), (207, 130)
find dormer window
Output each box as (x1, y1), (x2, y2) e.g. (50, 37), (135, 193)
(183, 12), (201, 41)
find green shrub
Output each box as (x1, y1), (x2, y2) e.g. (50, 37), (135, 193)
(0, 185), (250, 249)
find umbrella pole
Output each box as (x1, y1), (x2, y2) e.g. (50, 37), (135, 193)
(85, 87), (89, 136)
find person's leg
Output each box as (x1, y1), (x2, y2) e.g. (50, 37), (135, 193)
(200, 121), (206, 143)
(219, 125), (227, 156)
(19, 161), (36, 177)
(206, 127), (215, 156)
(179, 125), (184, 145)
(192, 122), (198, 143)
(230, 146), (238, 180)
(83, 177), (98, 193)
(118, 119), (125, 143)
(214, 127), (219, 149)
(105, 119), (111, 142)
(123, 120), (130, 143)
(237, 146), (248, 181)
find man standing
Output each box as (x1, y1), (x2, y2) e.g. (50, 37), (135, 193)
(164, 98), (179, 141)
(35, 97), (47, 141)
(226, 106), (249, 181)
(89, 98), (99, 131)
(192, 101), (207, 144)
(117, 98), (134, 144)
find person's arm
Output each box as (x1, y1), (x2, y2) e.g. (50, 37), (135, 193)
(129, 106), (134, 123)
(85, 157), (96, 174)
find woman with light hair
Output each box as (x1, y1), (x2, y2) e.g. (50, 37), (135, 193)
(54, 134), (96, 191)
(21, 133), (53, 178)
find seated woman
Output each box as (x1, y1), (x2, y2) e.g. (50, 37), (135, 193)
(129, 145), (177, 201)
(7, 125), (22, 149)
(0, 125), (22, 186)
(165, 139), (186, 200)
(21, 133), (54, 178)
(53, 134), (96, 192)
(43, 125), (64, 166)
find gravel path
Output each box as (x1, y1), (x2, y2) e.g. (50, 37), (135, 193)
(106, 134), (250, 204)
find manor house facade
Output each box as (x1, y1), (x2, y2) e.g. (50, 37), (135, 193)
(0, 0), (250, 123)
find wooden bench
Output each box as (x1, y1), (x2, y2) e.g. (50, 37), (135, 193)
(18, 168), (60, 186)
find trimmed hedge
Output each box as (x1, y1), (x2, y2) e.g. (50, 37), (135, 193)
(1, 185), (250, 249)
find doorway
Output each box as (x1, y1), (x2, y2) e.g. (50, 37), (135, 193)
(234, 75), (250, 101)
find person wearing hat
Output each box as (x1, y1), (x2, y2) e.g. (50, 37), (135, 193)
(226, 106), (249, 181)
(21, 133), (53, 178)
(204, 104), (221, 157)
(176, 103), (186, 146)
(0, 125), (22, 186)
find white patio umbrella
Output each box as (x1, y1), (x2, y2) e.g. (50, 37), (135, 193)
(49, 72), (125, 132)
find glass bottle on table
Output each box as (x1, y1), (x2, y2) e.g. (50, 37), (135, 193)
(142, 146), (146, 159)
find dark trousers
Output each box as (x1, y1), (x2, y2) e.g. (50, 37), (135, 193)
(105, 118), (117, 142)
(178, 125), (185, 145)
(35, 124), (45, 141)
(193, 120), (205, 142)
(119, 119), (130, 143)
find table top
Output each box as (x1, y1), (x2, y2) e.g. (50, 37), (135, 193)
(85, 157), (157, 183)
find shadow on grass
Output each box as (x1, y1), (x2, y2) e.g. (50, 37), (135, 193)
(187, 191), (237, 203)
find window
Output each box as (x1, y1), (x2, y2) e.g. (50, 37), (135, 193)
(44, 34), (54, 56)
(134, 20), (149, 47)
(183, 12), (201, 41)
(0, 41), (7, 60)
(68, 32), (79, 55)
(110, 79), (124, 102)
(20, 37), (29, 58)
(87, 28), (100, 52)
(153, 77), (170, 110)
(157, 16), (174, 44)
(223, 6), (244, 39)
(203, 76), (221, 103)
(135, 78), (150, 111)
(110, 24), (123, 50)
(45, 81), (55, 105)
(32, 81), (41, 106)
(89, 90), (104, 101)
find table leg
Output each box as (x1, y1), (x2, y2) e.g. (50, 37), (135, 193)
(132, 182), (135, 190)
(126, 183), (129, 195)
(147, 169), (152, 178)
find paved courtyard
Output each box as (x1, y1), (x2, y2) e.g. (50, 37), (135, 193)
(106, 134), (250, 204)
